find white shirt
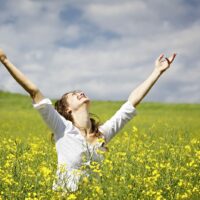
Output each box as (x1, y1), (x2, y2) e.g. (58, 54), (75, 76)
(33, 98), (137, 192)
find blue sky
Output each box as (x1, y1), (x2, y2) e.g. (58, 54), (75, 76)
(0, 0), (200, 102)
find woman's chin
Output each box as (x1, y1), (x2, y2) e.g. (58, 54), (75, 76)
(84, 98), (90, 104)
(80, 97), (90, 104)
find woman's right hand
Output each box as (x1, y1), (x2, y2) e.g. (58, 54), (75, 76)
(0, 49), (7, 62)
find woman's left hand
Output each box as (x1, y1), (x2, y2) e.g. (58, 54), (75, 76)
(155, 53), (176, 73)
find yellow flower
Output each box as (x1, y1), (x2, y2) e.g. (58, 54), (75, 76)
(67, 194), (77, 200)
(97, 137), (105, 144)
(58, 163), (67, 173)
(39, 166), (51, 177)
(184, 145), (191, 152)
(82, 176), (89, 184)
(96, 149), (106, 155)
(188, 160), (195, 167)
(95, 186), (103, 195)
(180, 192), (188, 199)
(2, 174), (14, 185)
(152, 169), (159, 176)
(130, 174), (135, 180)
(128, 184), (132, 189)
(120, 176), (125, 182)
(132, 126), (138, 133)
(145, 165), (151, 170)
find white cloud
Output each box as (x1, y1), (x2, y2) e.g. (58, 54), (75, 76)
(0, 0), (200, 103)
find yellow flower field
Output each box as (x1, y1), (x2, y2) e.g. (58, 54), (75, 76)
(0, 91), (199, 199)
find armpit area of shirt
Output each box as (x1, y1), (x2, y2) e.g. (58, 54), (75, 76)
(123, 100), (137, 114)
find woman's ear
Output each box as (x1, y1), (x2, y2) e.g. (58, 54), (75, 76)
(66, 108), (72, 114)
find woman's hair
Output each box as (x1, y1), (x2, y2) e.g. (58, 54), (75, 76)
(54, 92), (74, 122)
(51, 91), (102, 142)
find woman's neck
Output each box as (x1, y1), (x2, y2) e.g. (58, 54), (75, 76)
(72, 106), (91, 135)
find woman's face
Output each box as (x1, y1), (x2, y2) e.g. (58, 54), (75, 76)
(65, 90), (90, 111)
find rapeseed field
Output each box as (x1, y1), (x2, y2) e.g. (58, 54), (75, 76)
(0, 91), (199, 200)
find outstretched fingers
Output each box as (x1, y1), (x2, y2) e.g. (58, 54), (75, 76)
(170, 53), (177, 63)
(166, 53), (177, 65)
(158, 54), (164, 62)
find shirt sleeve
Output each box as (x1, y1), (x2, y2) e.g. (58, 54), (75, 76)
(32, 98), (72, 135)
(99, 100), (137, 143)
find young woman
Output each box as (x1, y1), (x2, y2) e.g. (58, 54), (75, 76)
(0, 49), (176, 192)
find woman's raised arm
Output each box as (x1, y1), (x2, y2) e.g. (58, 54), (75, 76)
(0, 49), (44, 103)
(128, 53), (176, 107)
